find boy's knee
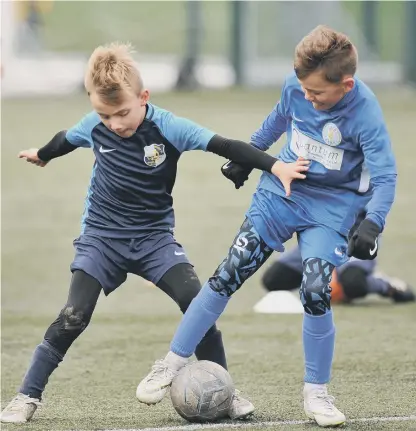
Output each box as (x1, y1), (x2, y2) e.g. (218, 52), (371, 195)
(177, 280), (202, 313)
(44, 304), (93, 355)
(300, 258), (334, 315)
(301, 282), (332, 315)
(62, 305), (91, 331)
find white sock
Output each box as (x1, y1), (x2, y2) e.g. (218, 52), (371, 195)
(304, 382), (327, 392)
(165, 351), (189, 370)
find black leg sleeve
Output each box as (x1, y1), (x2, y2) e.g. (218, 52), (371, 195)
(44, 270), (102, 355)
(19, 271), (102, 399)
(156, 263), (228, 369)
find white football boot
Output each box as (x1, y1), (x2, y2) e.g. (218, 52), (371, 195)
(136, 352), (189, 404)
(303, 384), (346, 427)
(0, 393), (41, 423)
(228, 389), (255, 420)
(137, 352), (255, 420)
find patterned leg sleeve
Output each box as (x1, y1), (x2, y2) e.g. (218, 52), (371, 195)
(209, 218), (274, 297)
(300, 258), (334, 315)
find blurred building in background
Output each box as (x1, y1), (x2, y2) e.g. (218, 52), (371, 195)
(1, 1), (415, 98)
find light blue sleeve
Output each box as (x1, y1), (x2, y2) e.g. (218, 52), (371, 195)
(150, 106), (215, 152)
(66, 111), (101, 148)
(366, 175), (396, 230)
(250, 80), (290, 151)
(358, 99), (397, 230)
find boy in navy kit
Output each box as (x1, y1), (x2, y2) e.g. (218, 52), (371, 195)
(0, 42), (308, 423)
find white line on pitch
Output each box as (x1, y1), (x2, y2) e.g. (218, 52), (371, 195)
(95, 415), (416, 431)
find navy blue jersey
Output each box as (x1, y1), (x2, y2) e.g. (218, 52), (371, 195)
(66, 103), (215, 238)
(250, 72), (397, 235)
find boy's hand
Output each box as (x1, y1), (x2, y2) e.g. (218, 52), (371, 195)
(347, 219), (381, 260)
(18, 149), (48, 167)
(221, 160), (253, 189)
(271, 157), (309, 196)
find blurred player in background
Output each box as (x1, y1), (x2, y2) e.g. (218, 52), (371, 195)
(0, 42), (308, 424)
(15, 0), (53, 54)
(262, 248), (414, 305)
(137, 25), (397, 427)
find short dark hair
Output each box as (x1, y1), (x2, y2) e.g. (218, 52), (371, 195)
(294, 25), (357, 83)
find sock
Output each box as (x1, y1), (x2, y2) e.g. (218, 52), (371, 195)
(366, 275), (390, 296)
(171, 283), (230, 358)
(19, 341), (63, 400)
(304, 382), (326, 392)
(303, 310), (335, 384)
(164, 351), (189, 370)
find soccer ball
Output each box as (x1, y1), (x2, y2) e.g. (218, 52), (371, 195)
(170, 360), (235, 423)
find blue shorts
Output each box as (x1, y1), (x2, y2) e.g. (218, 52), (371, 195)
(247, 189), (349, 267)
(70, 232), (190, 295)
(279, 246), (377, 275)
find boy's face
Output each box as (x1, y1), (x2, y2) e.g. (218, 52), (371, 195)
(90, 89), (150, 138)
(298, 71), (354, 111)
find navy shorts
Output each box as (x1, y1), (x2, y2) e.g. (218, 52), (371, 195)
(70, 232), (190, 295)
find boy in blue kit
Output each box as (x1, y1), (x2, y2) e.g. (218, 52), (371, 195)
(137, 26), (397, 427)
(0, 43), (308, 424)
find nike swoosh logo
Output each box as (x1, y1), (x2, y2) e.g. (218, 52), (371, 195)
(369, 238), (378, 256)
(99, 146), (116, 153)
(174, 251), (185, 256)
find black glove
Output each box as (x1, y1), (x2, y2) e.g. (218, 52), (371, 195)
(347, 219), (381, 260)
(221, 160), (253, 189)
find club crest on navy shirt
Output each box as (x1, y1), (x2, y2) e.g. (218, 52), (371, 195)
(144, 143), (166, 167)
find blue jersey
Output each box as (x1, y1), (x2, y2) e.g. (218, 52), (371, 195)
(66, 103), (215, 238)
(251, 72), (397, 236)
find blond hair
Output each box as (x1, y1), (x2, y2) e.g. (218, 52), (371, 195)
(294, 25), (357, 83)
(84, 42), (143, 105)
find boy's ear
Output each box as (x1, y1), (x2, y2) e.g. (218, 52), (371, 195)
(140, 89), (150, 105)
(343, 77), (355, 92)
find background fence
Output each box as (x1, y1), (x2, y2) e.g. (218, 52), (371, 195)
(1, 1), (415, 97)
